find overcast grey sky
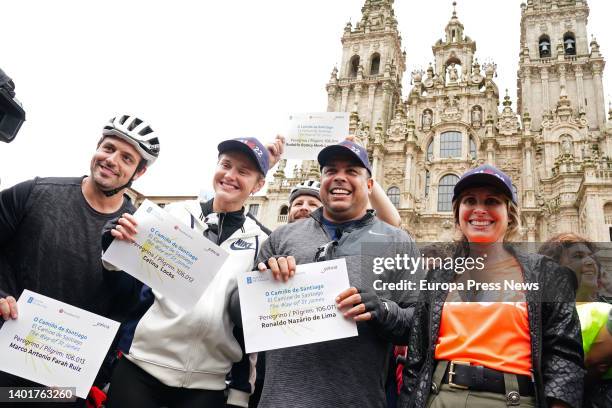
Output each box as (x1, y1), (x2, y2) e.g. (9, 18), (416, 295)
(1, 0), (610, 196)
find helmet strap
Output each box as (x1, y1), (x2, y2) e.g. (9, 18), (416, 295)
(101, 159), (146, 197)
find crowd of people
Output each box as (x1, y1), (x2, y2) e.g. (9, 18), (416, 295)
(0, 114), (611, 408)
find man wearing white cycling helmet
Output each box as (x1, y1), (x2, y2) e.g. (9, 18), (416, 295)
(287, 180), (323, 222)
(0, 114), (159, 404)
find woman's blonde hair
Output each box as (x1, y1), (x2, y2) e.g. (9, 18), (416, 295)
(452, 187), (521, 242)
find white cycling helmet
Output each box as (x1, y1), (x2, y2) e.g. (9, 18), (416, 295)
(289, 180), (321, 205)
(101, 114), (160, 166)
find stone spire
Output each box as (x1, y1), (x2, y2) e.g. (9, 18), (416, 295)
(357, 0), (398, 33)
(327, 0), (404, 134)
(444, 1), (465, 44)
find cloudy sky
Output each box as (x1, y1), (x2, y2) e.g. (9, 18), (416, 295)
(1, 0), (610, 196)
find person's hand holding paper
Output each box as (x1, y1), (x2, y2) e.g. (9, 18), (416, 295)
(102, 200), (229, 310)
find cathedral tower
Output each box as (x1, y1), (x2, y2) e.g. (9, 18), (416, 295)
(245, 1), (612, 242)
(325, 0), (405, 133)
(517, 0), (606, 131)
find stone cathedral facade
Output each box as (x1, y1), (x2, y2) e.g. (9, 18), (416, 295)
(246, 0), (612, 242)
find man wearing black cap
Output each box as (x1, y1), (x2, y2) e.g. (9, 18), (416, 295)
(102, 136), (284, 408)
(254, 140), (419, 408)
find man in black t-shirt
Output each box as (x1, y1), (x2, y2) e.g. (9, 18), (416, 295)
(0, 114), (160, 404)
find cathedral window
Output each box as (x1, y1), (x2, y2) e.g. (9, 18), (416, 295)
(470, 137), (477, 160)
(563, 32), (576, 55)
(539, 35), (551, 58)
(426, 140), (433, 161)
(440, 131), (462, 158)
(386, 187), (400, 208)
(370, 53), (381, 75)
(349, 55), (360, 77)
(425, 170), (430, 197)
(437, 174), (459, 212)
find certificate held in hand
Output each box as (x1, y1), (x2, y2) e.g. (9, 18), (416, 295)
(238, 258), (358, 353)
(285, 112), (349, 160)
(102, 200), (229, 310)
(0, 290), (120, 398)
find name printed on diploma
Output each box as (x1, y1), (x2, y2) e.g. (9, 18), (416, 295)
(0, 290), (120, 398)
(102, 200), (229, 310)
(285, 112), (349, 160)
(238, 258), (358, 353)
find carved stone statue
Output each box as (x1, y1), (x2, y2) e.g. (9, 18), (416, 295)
(448, 63), (458, 81)
(561, 137), (573, 155)
(471, 107), (482, 125)
(330, 66), (338, 80)
(422, 110), (433, 127)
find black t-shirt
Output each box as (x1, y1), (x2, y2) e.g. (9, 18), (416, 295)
(0, 177), (137, 320)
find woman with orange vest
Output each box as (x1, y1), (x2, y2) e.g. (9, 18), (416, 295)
(338, 165), (585, 407)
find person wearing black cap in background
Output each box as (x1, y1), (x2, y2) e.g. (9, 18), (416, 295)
(101, 136), (284, 408)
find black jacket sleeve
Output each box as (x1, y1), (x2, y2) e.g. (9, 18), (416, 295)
(541, 264), (585, 408)
(0, 179), (36, 299)
(100, 213), (142, 319)
(399, 295), (431, 408)
(373, 300), (414, 345)
(0, 179), (35, 246)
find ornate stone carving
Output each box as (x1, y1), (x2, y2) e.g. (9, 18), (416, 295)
(496, 91), (520, 134)
(355, 121), (370, 148)
(441, 96), (462, 122)
(560, 135), (574, 156)
(330, 66), (338, 81)
(387, 104), (408, 142)
(542, 86), (588, 129)
(471, 106), (482, 127)
(423, 64), (434, 88)
(447, 63), (459, 82)
(422, 109), (433, 129)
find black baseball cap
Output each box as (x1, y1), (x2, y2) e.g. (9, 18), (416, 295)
(453, 164), (517, 204)
(317, 140), (372, 175)
(217, 137), (269, 176)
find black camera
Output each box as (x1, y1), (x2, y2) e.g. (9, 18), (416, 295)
(0, 68), (26, 143)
